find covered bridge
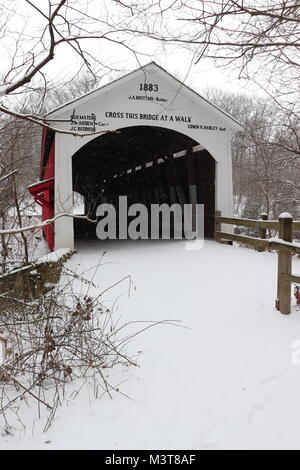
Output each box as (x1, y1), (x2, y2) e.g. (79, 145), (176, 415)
(29, 62), (242, 250)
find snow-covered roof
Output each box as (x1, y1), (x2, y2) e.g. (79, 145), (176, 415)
(46, 62), (243, 133)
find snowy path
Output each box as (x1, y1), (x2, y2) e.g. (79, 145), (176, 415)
(2, 239), (300, 449)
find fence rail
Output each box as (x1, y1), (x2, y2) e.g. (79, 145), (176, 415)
(214, 212), (300, 315)
(215, 214), (300, 232)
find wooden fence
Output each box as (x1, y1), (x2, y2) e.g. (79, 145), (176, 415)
(214, 211), (300, 315)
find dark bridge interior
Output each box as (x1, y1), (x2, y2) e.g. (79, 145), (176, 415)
(72, 125), (215, 238)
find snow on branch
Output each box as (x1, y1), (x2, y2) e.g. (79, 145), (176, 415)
(0, 105), (118, 137)
(0, 169), (18, 184)
(0, 212), (97, 237)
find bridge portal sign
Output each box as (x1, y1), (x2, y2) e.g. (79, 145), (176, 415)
(64, 64), (232, 137)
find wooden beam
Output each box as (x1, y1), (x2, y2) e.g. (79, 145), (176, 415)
(215, 231), (300, 256)
(282, 273), (300, 284)
(186, 147), (197, 233)
(269, 240), (300, 255)
(215, 231), (269, 249)
(152, 158), (161, 204)
(169, 153), (186, 206)
(215, 215), (300, 232)
(276, 214), (293, 314)
(257, 213), (268, 252)
(214, 210), (221, 243)
(215, 216), (278, 229)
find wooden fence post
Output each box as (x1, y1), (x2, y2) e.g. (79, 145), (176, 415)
(215, 210), (221, 243)
(257, 213), (268, 252)
(276, 213), (293, 314)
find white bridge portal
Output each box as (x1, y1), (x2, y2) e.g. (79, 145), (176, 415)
(36, 62), (242, 250)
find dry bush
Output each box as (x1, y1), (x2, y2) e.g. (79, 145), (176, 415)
(0, 263), (177, 434)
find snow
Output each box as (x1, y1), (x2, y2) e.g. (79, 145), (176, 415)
(35, 248), (73, 265)
(0, 247), (70, 279)
(1, 239), (300, 450)
(269, 237), (300, 249)
(279, 212), (293, 219)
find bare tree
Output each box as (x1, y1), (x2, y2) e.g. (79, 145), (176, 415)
(116, 1), (299, 99)
(205, 87), (300, 221)
(0, 1), (299, 227)
(0, 0), (152, 130)
(104, 1), (300, 165)
(0, 1), (298, 116)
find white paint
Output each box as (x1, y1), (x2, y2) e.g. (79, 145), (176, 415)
(47, 62), (242, 249)
(0, 338), (6, 364)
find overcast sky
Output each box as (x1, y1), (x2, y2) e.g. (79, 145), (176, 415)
(0, 0), (262, 105)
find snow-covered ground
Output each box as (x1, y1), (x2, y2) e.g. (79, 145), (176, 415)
(1, 239), (300, 450)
